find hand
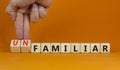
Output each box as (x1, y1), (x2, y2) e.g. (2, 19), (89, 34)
(6, 0), (52, 40)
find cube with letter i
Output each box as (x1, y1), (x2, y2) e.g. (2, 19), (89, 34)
(61, 43), (71, 53)
(21, 40), (31, 53)
(10, 40), (21, 52)
(81, 43), (90, 53)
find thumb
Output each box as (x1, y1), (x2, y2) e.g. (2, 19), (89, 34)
(6, 3), (17, 21)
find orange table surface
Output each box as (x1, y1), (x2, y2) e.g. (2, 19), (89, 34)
(0, 52), (120, 70)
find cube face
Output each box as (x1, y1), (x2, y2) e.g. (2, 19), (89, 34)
(21, 40), (31, 53)
(31, 43), (40, 53)
(81, 43), (90, 53)
(10, 40), (21, 52)
(10, 40), (21, 47)
(61, 43), (71, 53)
(21, 40), (31, 47)
(41, 43), (51, 53)
(71, 43), (80, 53)
(91, 43), (100, 53)
(101, 43), (110, 53)
(51, 43), (60, 53)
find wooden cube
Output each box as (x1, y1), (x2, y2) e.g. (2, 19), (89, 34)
(81, 43), (90, 53)
(10, 40), (21, 52)
(91, 43), (100, 53)
(41, 43), (51, 53)
(21, 40), (31, 53)
(61, 43), (71, 53)
(31, 43), (40, 53)
(101, 43), (110, 53)
(71, 43), (80, 53)
(51, 43), (60, 53)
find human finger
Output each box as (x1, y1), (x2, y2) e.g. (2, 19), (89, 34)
(15, 12), (24, 40)
(23, 14), (30, 40)
(39, 5), (48, 18)
(30, 4), (39, 23)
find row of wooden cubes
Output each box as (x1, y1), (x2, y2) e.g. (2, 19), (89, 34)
(10, 40), (110, 53)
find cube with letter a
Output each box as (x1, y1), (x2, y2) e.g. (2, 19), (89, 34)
(41, 43), (51, 53)
(10, 40), (21, 52)
(21, 40), (31, 53)
(91, 43), (100, 53)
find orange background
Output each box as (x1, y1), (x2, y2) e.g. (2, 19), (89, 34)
(0, 0), (120, 52)
(0, 0), (120, 70)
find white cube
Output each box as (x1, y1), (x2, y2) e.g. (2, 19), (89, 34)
(51, 43), (60, 53)
(21, 40), (31, 53)
(31, 43), (40, 53)
(71, 43), (80, 53)
(10, 40), (21, 52)
(81, 43), (90, 53)
(41, 43), (51, 53)
(91, 43), (100, 53)
(101, 43), (110, 53)
(61, 43), (71, 53)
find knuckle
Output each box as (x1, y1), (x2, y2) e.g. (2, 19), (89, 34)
(37, 0), (52, 8)
(5, 9), (11, 15)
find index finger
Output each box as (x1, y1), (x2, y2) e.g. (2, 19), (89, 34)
(15, 12), (24, 40)
(23, 14), (30, 40)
